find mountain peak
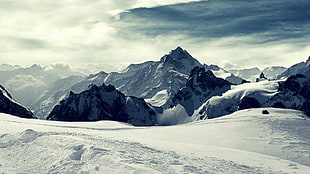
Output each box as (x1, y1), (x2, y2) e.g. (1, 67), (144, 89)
(160, 47), (202, 74)
(167, 46), (192, 60)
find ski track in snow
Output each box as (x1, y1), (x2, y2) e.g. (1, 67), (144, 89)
(1, 129), (284, 174)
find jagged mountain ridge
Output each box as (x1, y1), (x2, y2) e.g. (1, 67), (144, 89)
(278, 56), (310, 79)
(172, 67), (231, 115)
(33, 47), (202, 118)
(47, 83), (157, 126)
(33, 47), (249, 118)
(0, 85), (36, 119)
(31, 75), (85, 118)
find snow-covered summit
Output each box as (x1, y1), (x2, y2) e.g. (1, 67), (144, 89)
(160, 47), (201, 75)
(0, 85), (35, 119)
(47, 83), (157, 126)
(163, 46), (193, 61)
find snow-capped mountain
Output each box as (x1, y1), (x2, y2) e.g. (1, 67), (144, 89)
(0, 64), (83, 107)
(204, 64), (246, 85)
(33, 47), (247, 118)
(0, 85), (35, 119)
(262, 66), (287, 79)
(34, 47), (202, 118)
(105, 46), (202, 107)
(267, 74), (310, 116)
(194, 80), (279, 119)
(228, 66), (288, 82)
(172, 66), (231, 115)
(228, 67), (261, 82)
(278, 56), (310, 79)
(195, 73), (310, 120)
(47, 83), (157, 126)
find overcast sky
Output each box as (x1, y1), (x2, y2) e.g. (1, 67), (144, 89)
(0, 0), (309, 70)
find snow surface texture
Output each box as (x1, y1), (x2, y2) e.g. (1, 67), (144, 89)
(1, 108), (309, 173)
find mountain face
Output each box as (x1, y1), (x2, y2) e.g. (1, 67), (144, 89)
(278, 56), (310, 79)
(104, 47), (202, 107)
(267, 74), (310, 116)
(228, 68), (261, 82)
(33, 47), (248, 118)
(196, 73), (310, 120)
(0, 85), (36, 119)
(47, 84), (157, 126)
(262, 66), (287, 80)
(31, 75), (85, 119)
(172, 67), (231, 115)
(228, 66), (288, 82)
(204, 64), (246, 85)
(34, 47), (202, 118)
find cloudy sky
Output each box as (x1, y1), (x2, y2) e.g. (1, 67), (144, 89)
(1, 0), (309, 70)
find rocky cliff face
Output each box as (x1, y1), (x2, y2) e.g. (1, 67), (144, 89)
(47, 84), (157, 126)
(172, 67), (231, 115)
(0, 85), (36, 119)
(268, 74), (310, 116)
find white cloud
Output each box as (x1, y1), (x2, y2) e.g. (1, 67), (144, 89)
(0, 0), (308, 71)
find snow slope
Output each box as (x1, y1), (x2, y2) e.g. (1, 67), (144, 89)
(278, 56), (310, 79)
(1, 108), (309, 173)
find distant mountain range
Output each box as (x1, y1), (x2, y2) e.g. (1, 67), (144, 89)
(0, 47), (309, 126)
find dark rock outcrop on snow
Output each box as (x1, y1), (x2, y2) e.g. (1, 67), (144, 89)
(238, 96), (262, 110)
(47, 83), (157, 126)
(268, 74), (310, 116)
(172, 66), (231, 115)
(0, 85), (36, 119)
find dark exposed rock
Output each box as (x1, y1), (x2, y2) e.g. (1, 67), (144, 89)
(262, 110), (269, 114)
(238, 96), (262, 110)
(172, 66), (231, 115)
(0, 85), (36, 119)
(269, 74), (310, 116)
(47, 83), (157, 126)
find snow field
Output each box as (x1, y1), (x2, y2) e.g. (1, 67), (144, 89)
(1, 108), (310, 173)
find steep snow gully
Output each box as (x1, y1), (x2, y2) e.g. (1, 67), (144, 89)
(1, 108), (309, 174)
